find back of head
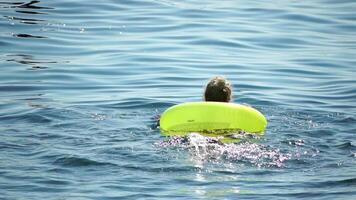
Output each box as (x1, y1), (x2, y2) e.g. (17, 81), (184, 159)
(204, 76), (232, 102)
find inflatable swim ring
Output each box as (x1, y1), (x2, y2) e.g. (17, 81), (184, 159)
(160, 102), (267, 137)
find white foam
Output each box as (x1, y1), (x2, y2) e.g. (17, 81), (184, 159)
(155, 133), (291, 168)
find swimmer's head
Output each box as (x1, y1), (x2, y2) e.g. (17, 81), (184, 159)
(204, 76), (232, 102)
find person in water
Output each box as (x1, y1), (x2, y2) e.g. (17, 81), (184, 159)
(204, 76), (232, 103)
(156, 76), (232, 127)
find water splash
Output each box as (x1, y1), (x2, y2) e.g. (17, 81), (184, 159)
(155, 133), (291, 168)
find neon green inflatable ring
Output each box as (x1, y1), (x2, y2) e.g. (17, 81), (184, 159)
(160, 102), (267, 137)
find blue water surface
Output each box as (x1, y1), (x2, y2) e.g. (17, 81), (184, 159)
(1, 0), (356, 199)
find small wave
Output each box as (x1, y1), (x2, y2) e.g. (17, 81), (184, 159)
(36, 178), (71, 186)
(0, 112), (52, 124)
(305, 178), (356, 188)
(53, 155), (116, 167)
(333, 116), (356, 123)
(0, 142), (26, 150)
(324, 178), (356, 187)
(106, 98), (174, 109)
(334, 142), (356, 151)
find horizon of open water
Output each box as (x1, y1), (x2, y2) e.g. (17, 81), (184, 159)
(1, 0), (356, 199)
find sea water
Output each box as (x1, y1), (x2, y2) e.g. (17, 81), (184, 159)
(0, 0), (355, 199)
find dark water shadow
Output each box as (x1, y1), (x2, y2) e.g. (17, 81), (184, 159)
(6, 54), (58, 70)
(14, 1), (52, 15)
(2, 1), (54, 38)
(0, 0), (52, 9)
(1, 1), (48, 16)
(12, 33), (46, 38)
(18, 0), (52, 9)
(0, 1), (24, 7)
(1, 0), (53, 17)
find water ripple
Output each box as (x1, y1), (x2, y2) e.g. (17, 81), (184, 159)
(1, 0), (356, 199)
(53, 155), (117, 167)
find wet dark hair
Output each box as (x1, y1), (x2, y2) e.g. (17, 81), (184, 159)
(204, 76), (232, 102)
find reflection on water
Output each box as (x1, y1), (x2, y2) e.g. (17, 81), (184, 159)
(1, 1), (51, 15)
(6, 54), (59, 70)
(17, 0), (50, 9)
(12, 33), (46, 38)
(4, 15), (45, 24)
(2, 1), (52, 40)
(0, 0), (52, 9)
(0, 1), (23, 7)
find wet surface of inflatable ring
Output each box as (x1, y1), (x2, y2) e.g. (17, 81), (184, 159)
(160, 102), (267, 136)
